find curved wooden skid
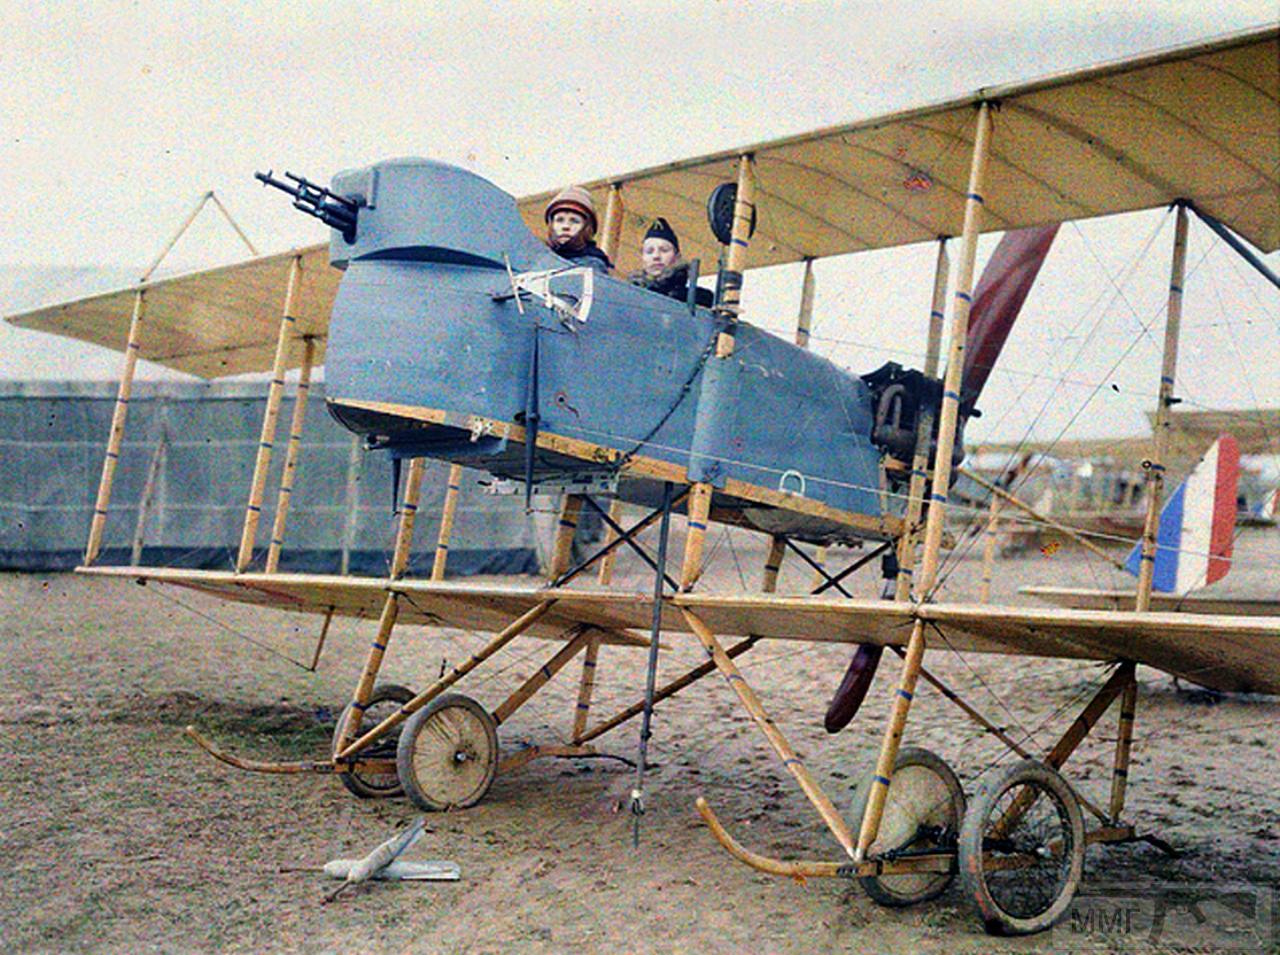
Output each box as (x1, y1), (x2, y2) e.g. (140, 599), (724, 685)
(184, 725), (393, 776)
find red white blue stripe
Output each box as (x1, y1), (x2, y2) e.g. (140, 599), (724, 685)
(1124, 434), (1239, 594)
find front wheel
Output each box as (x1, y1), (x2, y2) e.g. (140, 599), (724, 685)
(397, 693), (499, 812)
(849, 746), (965, 907)
(333, 683), (415, 799)
(958, 759), (1085, 936)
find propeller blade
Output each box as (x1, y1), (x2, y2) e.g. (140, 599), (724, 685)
(961, 224), (1059, 407)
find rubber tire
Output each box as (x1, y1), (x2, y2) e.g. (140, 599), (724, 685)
(849, 746), (965, 907)
(334, 683), (416, 799)
(397, 693), (499, 812)
(959, 759), (1085, 936)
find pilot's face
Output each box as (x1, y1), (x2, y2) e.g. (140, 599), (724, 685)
(551, 210), (588, 242)
(641, 238), (677, 276)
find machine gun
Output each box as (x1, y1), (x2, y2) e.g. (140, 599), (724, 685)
(255, 170), (359, 242)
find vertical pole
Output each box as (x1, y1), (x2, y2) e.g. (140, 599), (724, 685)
(631, 482), (675, 845)
(894, 238), (950, 601)
(390, 458), (426, 579)
(236, 254), (303, 572)
(549, 494), (585, 581)
(337, 457), (426, 750)
(761, 535), (787, 593)
(680, 154), (755, 590)
(599, 184), (625, 265)
(265, 336), (315, 574)
(130, 422), (169, 567)
(978, 494), (1001, 603)
(571, 634), (603, 742)
(340, 433), (361, 576)
(431, 462), (463, 581)
(857, 104), (992, 861)
(1135, 203), (1189, 612)
(85, 290), (147, 565)
(794, 258), (816, 348)
(1108, 665), (1138, 822)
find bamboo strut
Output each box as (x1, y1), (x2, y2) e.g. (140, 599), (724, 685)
(309, 608), (335, 671)
(596, 500), (625, 584)
(960, 468), (1127, 570)
(549, 494), (584, 580)
(978, 494), (1001, 603)
(236, 254), (303, 572)
(1109, 675), (1139, 822)
(492, 625), (594, 724)
(682, 608), (857, 857)
(681, 154), (755, 590)
(338, 600), (554, 759)
(577, 636), (758, 745)
(340, 435), (361, 576)
(761, 535), (787, 592)
(431, 463), (463, 581)
(265, 337), (315, 573)
(140, 192), (213, 282)
(130, 423), (168, 566)
(794, 258), (816, 348)
(599, 184), (624, 264)
(894, 238), (950, 601)
(571, 634), (602, 741)
(207, 192), (260, 257)
(1136, 204), (1189, 612)
(85, 290), (146, 565)
(857, 104), (992, 862)
(334, 460), (426, 750)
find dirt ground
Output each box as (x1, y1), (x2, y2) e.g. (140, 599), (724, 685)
(4, 528), (1279, 954)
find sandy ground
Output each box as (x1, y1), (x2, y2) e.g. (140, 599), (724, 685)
(3, 527), (1279, 954)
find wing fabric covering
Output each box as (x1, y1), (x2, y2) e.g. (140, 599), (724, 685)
(81, 567), (1280, 694)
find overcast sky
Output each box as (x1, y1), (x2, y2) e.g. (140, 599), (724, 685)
(3, 1), (1278, 447)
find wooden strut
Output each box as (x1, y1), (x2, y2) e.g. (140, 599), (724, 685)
(856, 103), (993, 863)
(682, 607), (858, 857)
(549, 494), (584, 581)
(978, 493), (1001, 604)
(236, 254), (303, 573)
(960, 467), (1127, 571)
(491, 625), (594, 725)
(596, 500), (625, 584)
(571, 633), (603, 741)
(130, 420), (169, 567)
(85, 290), (146, 565)
(335, 458), (425, 751)
(265, 336), (315, 574)
(894, 237), (949, 601)
(431, 463), (463, 581)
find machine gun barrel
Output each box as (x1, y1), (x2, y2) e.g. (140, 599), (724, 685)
(254, 169), (358, 240)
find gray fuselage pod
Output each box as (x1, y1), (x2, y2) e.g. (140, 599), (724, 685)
(323, 158), (892, 541)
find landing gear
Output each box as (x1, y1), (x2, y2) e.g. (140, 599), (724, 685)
(850, 747), (965, 906)
(333, 683), (415, 799)
(397, 693), (499, 811)
(959, 759), (1084, 936)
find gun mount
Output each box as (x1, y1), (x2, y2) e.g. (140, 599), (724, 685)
(255, 170), (359, 242)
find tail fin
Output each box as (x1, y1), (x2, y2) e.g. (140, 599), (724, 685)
(1124, 434), (1239, 594)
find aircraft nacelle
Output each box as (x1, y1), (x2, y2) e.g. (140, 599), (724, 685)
(316, 157), (960, 542)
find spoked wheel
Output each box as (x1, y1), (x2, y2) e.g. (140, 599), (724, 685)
(333, 683), (415, 799)
(397, 693), (499, 812)
(849, 747), (966, 907)
(959, 759), (1085, 936)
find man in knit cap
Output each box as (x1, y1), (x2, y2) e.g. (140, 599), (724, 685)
(628, 217), (713, 306)
(544, 186), (612, 273)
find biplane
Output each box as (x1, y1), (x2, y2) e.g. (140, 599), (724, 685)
(9, 25), (1280, 936)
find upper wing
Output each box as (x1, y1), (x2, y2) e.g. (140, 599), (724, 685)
(519, 25), (1280, 268)
(8, 26), (1277, 380)
(86, 566), (1280, 695)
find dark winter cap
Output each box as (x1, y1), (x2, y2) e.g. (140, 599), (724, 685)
(643, 217), (680, 252)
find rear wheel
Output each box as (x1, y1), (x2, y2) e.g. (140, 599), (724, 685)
(397, 693), (499, 811)
(849, 747), (965, 907)
(333, 683), (415, 799)
(959, 759), (1084, 936)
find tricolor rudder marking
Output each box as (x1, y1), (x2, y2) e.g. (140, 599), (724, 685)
(1124, 434), (1239, 594)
